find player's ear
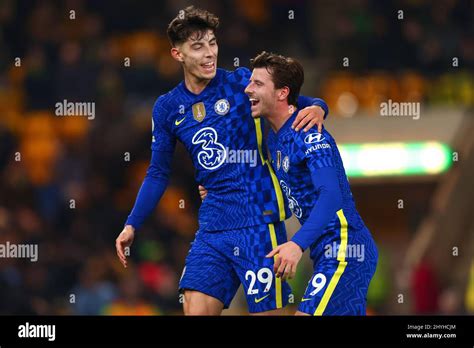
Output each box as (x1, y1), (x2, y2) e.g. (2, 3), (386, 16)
(278, 86), (290, 102)
(170, 47), (184, 63)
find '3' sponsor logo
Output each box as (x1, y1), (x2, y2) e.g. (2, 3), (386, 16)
(192, 127), (226, 170)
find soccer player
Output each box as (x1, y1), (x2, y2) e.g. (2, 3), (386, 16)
(244, 51), (378, 315)
(115, 7), (329, 315)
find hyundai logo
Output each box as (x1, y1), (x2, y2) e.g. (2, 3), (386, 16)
(304, 132), (325, 144)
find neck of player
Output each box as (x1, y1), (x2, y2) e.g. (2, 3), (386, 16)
(184, 70), (211, 95)
(267, 103), (295, 132)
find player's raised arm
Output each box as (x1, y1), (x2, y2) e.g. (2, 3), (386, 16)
(116, 98), (176, 268)
(234, 65), (328, 134)
(293, 96), (329, 133)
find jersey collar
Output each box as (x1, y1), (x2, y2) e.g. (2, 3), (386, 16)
(273, 110), (299, 137)
(179, 69), (222, 98)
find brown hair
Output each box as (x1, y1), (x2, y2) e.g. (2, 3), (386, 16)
(167, 6), (219, 46)
(250, 51), (304, 106)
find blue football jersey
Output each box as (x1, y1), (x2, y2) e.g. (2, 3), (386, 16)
(267, 112), (367, 257)
(152, 67), (293, 231)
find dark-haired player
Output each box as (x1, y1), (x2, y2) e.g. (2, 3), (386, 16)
(245, 51), (378, 315)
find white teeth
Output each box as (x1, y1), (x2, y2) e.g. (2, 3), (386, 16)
(249, 98), (259, 106)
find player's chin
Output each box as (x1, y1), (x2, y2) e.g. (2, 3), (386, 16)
(250, 104), (263, 118)
(249, 106), (260, 118)
(250, 111), (261, 118)
(199, 67), (216, 79)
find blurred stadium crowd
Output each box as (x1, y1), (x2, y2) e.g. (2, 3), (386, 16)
(0, 0), (472, 315)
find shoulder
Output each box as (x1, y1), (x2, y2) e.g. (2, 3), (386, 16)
(292, 128), (333, 158)
(153, 86), (181, 113)
(152, 83), (185, 122)
(151, 93), (175, 128)
(225, 67), (251, 84)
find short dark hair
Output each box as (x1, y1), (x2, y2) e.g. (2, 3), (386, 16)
(167, 6), (219, 46)
(250, 51), (304, 107)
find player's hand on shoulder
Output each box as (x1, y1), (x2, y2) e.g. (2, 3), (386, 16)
(266, 241), (303, 281)
(115, 225), (135, 268)
(293, 105), (325, 133)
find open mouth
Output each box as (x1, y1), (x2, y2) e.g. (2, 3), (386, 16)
(201, 61), (215, 72)
(249, 98), (260, 107)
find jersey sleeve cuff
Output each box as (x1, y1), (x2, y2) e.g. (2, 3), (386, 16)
(291, 235), (311, 252)
(125, 216), (142, 231)
(311, 98), (329, 119)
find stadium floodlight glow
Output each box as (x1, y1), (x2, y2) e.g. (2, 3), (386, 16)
(338, 142), (453, 177)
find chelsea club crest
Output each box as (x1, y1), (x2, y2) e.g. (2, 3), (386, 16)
(214, 99), (230, 115)
(282, 156), (290, 173)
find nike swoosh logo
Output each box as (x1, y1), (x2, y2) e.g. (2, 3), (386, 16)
(175, 116), (186, 126)
(254, 294), (270, 303)
(301, 298), (312, 302)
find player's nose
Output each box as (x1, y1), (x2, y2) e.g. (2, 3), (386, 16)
(244, 84), (252, 95)
(204, 44), (215, 58)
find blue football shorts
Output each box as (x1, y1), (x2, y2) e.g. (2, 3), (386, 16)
(179, 221), (292, 313)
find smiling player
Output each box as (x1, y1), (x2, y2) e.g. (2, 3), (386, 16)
(244, 51), (378, 315)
